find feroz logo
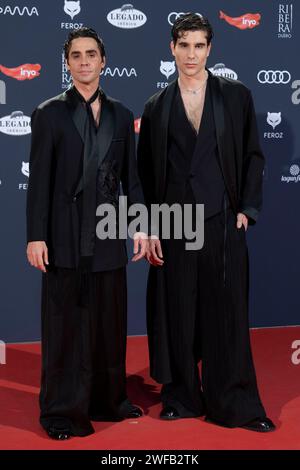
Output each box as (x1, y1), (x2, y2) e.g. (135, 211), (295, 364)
(219, 11), (261, 30)
(160, 61), (176, 80)
(281, 164), (300, 183)
(291, 80), (300, 104)
(209, 63), (238, 80)
(291, 340), (300, 364)
(278, 4), (293, 38)
(101, 67), (137, 78)
(257, 70), (291, 84)
(107, 4), (147, 29)
(21, 162), (29, 177)
(0, 64), (41, 81)
(0, 111), (31, 136)
(267, 112), (281, 130)
(264, 112), (283, 139)
(0, 6), (38, 16)
(168, 11), (202, 26)
(64, 0), (80, 20)
(0, 340), (6, 365)
(0, 80), (6, 104)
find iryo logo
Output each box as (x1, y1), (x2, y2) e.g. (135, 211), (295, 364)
(219, 10), (261, 30)
(0, 63), (41, 81)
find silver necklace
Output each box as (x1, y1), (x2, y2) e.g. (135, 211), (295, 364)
(178, 74), (208, 95)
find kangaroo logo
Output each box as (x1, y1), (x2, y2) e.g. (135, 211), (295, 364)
(64, 0), (80, 20)
(160, 61), (175, 79)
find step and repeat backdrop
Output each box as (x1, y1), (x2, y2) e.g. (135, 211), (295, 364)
(0, 0), (299, 342)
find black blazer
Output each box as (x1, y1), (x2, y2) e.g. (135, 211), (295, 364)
(137, 70), (265, 225)
(137, 72), (265, 383)
(26, 87), (144, 270)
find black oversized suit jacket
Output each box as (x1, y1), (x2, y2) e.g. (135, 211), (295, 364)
(26, 87), (144, 270)
(137, 71), (265, 384)
(137, 70), (265, 226)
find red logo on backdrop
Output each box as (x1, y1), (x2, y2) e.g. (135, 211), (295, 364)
(219, 11), (261, 30)
(0, 63), (41, 81)
(134, 117), (141, 134)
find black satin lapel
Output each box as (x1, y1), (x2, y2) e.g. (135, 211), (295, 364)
(157, 80), (177, 200)
(95, 98), (115, 168)
(73, 98), (115, 197)
(65, 87), (86, 142)
(209, 76), (225, 170)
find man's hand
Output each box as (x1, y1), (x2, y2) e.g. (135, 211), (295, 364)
(27, 241), (49, 272)
(132, 233), (148, 262)
(236, 213), (248, 231)
(147, 238), (164, 267)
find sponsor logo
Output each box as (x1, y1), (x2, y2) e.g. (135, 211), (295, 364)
(168, 11), (202, 26)
(291, 80), (300, 104)
(21, 161), (29, 177)
(62, 53), (72, 89)
(264, 112), (283, 139)
(19, 161), (29, 189)
(0, 80), (6, 104)
(64, 0), (80, 20)
(107, 4), (147, 29)
(219, 10), (261, 30)
(0, 63), (41, 81)
(278, 4), (293, 38)
(157, 60), (176, 89)
(0, 5), (38, 16)
(281, 164), (300, 183)
(209, 63), (238, 80)
(257, 70), (291, 84)
(160, 61), (175, 80)
(61, 0), (83, 29)
(134, 117), (141, 134)
(101, 67), (137, 78)
(0, 111), (31, 136)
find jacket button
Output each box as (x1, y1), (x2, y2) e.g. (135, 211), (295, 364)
(73, 196), (77, 202)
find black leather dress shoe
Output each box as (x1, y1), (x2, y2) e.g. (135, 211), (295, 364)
(123, 405), (143, 419)
(47, 425), (71, 440)
(160, 406), (180, 420)
(240, 417), (276, 433)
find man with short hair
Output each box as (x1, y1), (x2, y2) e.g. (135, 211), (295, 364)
(27, 27), (147, 439)
(138, 13), (275, 432)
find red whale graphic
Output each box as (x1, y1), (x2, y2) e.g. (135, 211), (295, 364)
(0, 63), (41, 80)
(219, 11), (261, 30)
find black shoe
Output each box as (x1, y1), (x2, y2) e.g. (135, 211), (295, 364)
(160, 406), (180, 420)
(240, 417), (276, 433)
(47, 425), (71, 440)
(123, 405), (143, 419)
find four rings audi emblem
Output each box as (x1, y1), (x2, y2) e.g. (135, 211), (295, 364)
(168, 11), (202, 25)
(257, 70), (291, 84)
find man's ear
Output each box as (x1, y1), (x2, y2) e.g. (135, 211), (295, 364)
(170, 40), (175, 57)
(207, 43), (212, 57)
(65, 58), (70, 71)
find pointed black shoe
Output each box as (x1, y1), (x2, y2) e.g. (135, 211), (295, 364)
(240, 417), (276, 433)
(160, 406), (181, 420)
(123, 405), (143, 419)
(47, 425), (71, 440)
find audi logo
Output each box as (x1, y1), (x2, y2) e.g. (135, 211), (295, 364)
(257, 70), (291, 84)
(168, 11), (202, 26)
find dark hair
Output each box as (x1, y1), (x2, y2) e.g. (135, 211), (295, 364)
(171, 13), (214, 45)
(64, 27), (106, 60)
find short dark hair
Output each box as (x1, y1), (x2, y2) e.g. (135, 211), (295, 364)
(64, 27), (106, 61)
(171, 13), (214, 45)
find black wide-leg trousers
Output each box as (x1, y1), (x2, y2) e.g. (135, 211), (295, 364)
(161, 208), (266, 427)
(39, 266), (131, 436)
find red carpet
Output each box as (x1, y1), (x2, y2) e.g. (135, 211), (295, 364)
(0, 327), (300, 450)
